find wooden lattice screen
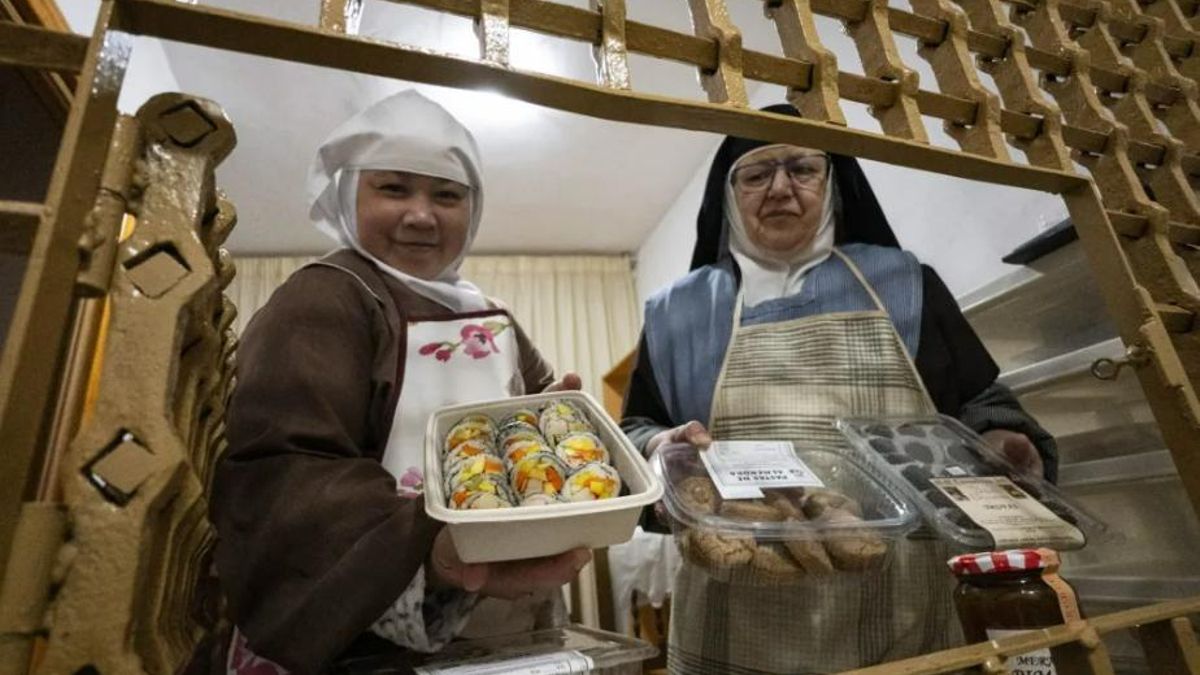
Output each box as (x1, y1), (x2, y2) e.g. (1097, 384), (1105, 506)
(0, 0), (1198, 672)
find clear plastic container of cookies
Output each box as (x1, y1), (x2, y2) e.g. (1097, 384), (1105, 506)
(425, 391), (663, 564)
(655, 442), (919, 583)
(837, 414), (1108, 552)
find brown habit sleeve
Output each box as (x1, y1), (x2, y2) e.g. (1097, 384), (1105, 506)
(512, 318), (555, 394)
(212, 265), (439, 674)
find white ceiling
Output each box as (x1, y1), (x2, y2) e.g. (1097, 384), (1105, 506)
(73, 0), (818, 256)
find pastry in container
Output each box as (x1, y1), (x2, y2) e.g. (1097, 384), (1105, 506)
(561, 461), (622, 502)
(538, 399), (594, 445)
(444, 454), (506, 493)
(444, 438), (497, 467)
(502, 439), (551, 467)
(510, 451), (569, 499)
(501, 408), (540, 429)
(444, 415), (498, 455)
(448, 473), (515, 510)
(838, 414), (1106, 551)
(424, 391), (663, 563)
(555, 432), (611, 471)
(656, 443), (917, 584)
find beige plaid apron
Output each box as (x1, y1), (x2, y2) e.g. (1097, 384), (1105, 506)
(669, 250), (960, 674)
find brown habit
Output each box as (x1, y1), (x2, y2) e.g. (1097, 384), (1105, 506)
(203, 250), (554, 673)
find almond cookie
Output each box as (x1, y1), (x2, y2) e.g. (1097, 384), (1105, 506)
(719, 500), (783, 522)
(815, 508), (887, 571)
(749, 544), (806, 582)
(686, 530), (755, 570)
(678, 476), (720, 515)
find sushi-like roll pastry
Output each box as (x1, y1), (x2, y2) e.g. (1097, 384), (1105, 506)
(554, 432), (610, 471)
(499, 426), (544, 451)
(443, 438), (497, 467)
(501, 408), (539, 429)
(503, 439), (551, 467)
(444, 454), (506, 493)
(458, 413), (496, 428)
(498, 419), (541, 438)
(561, 462), (621, 502)
(519, 493), (561, 507)
(448, 474), (514, 510)
(538, 400), (594, 445)
(444, 414), (497, 455)
(510, 451), (569, 499)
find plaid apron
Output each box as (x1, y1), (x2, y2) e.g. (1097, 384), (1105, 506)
(668, 250), (959, 674)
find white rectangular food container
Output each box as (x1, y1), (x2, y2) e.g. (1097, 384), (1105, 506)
(425, 391), (664, 563)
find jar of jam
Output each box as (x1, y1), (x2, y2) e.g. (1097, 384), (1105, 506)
(949, 549), (1083, 674)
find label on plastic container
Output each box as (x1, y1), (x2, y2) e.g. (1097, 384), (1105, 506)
(700, 441), (825, 500)
(415, 649), (595, 674)
(986, 629), (1058, 675)
(929, 476), (1085, 549)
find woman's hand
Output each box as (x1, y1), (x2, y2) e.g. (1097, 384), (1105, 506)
(646, 420), (712, 457)
(544, 372), (583, 393)
(644, 421), (712, 530)
(428, 528), (590, 599)
(981, 429), (1043, 478)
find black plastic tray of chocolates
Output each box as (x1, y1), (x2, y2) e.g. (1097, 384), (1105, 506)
(836, 414), (1107, 551)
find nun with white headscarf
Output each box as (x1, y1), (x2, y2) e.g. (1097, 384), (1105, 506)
(202, 90), (587, 675)
(620, 104), (1057, 674)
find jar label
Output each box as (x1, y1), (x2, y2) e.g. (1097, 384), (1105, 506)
(1039, 550), (1083, 624)
(929, 476), (1085, 549)
(986, 629), (1058, 675)
(700, 441), (825, 499)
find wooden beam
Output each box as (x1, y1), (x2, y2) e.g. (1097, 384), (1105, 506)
(374, 0), (1190, 157)
(119, 0), (1085, 193)
(125, 0), (1200, 183)
(0, 22), (88, 73)
(845, 596), (1200, 674)
(4, 0), (71, 32)
(0, 1), (127, 581)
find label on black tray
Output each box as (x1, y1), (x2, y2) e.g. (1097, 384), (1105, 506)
(700, 440), (825, 499)
(415, 649), (595, 674)
(930, 476), (1085, 549)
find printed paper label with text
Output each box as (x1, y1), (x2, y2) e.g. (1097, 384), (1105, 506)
(929, 476), (1084, 549)
(700, 441), (825, 499)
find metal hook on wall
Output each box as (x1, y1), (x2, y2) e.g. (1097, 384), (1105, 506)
(1090, 343), (1151, 381)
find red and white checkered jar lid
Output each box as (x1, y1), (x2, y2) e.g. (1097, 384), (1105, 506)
(948, 549), (1058, 575)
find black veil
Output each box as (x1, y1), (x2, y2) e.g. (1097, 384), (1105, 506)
(689, 103), (901, 271)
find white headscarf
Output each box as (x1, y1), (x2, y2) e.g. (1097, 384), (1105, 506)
(308, 89), (490, 312)
(724, 144), (837, 309)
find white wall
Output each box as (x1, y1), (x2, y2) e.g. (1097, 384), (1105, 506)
(61, 1), (183, 114)
(634, 85), (1068, 306)
(634, 146), (716, 305)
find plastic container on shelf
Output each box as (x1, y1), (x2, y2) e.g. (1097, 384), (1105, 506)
(329, 624), (657, 674)
(837, 413), (1108, 552)
(655, 441), (919, 584)
(418, 625), (657, 675)
(425, 391), (663, 564)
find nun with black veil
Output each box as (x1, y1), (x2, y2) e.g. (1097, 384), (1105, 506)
(620, 104), (1057, 674)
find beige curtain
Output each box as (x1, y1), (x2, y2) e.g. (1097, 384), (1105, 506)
(226, 256), (316, 335)
(228, 254), (642, 401)
(460, 255), (640, 400)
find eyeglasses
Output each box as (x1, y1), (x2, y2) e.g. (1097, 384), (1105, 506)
(731, 153), (829, 192)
